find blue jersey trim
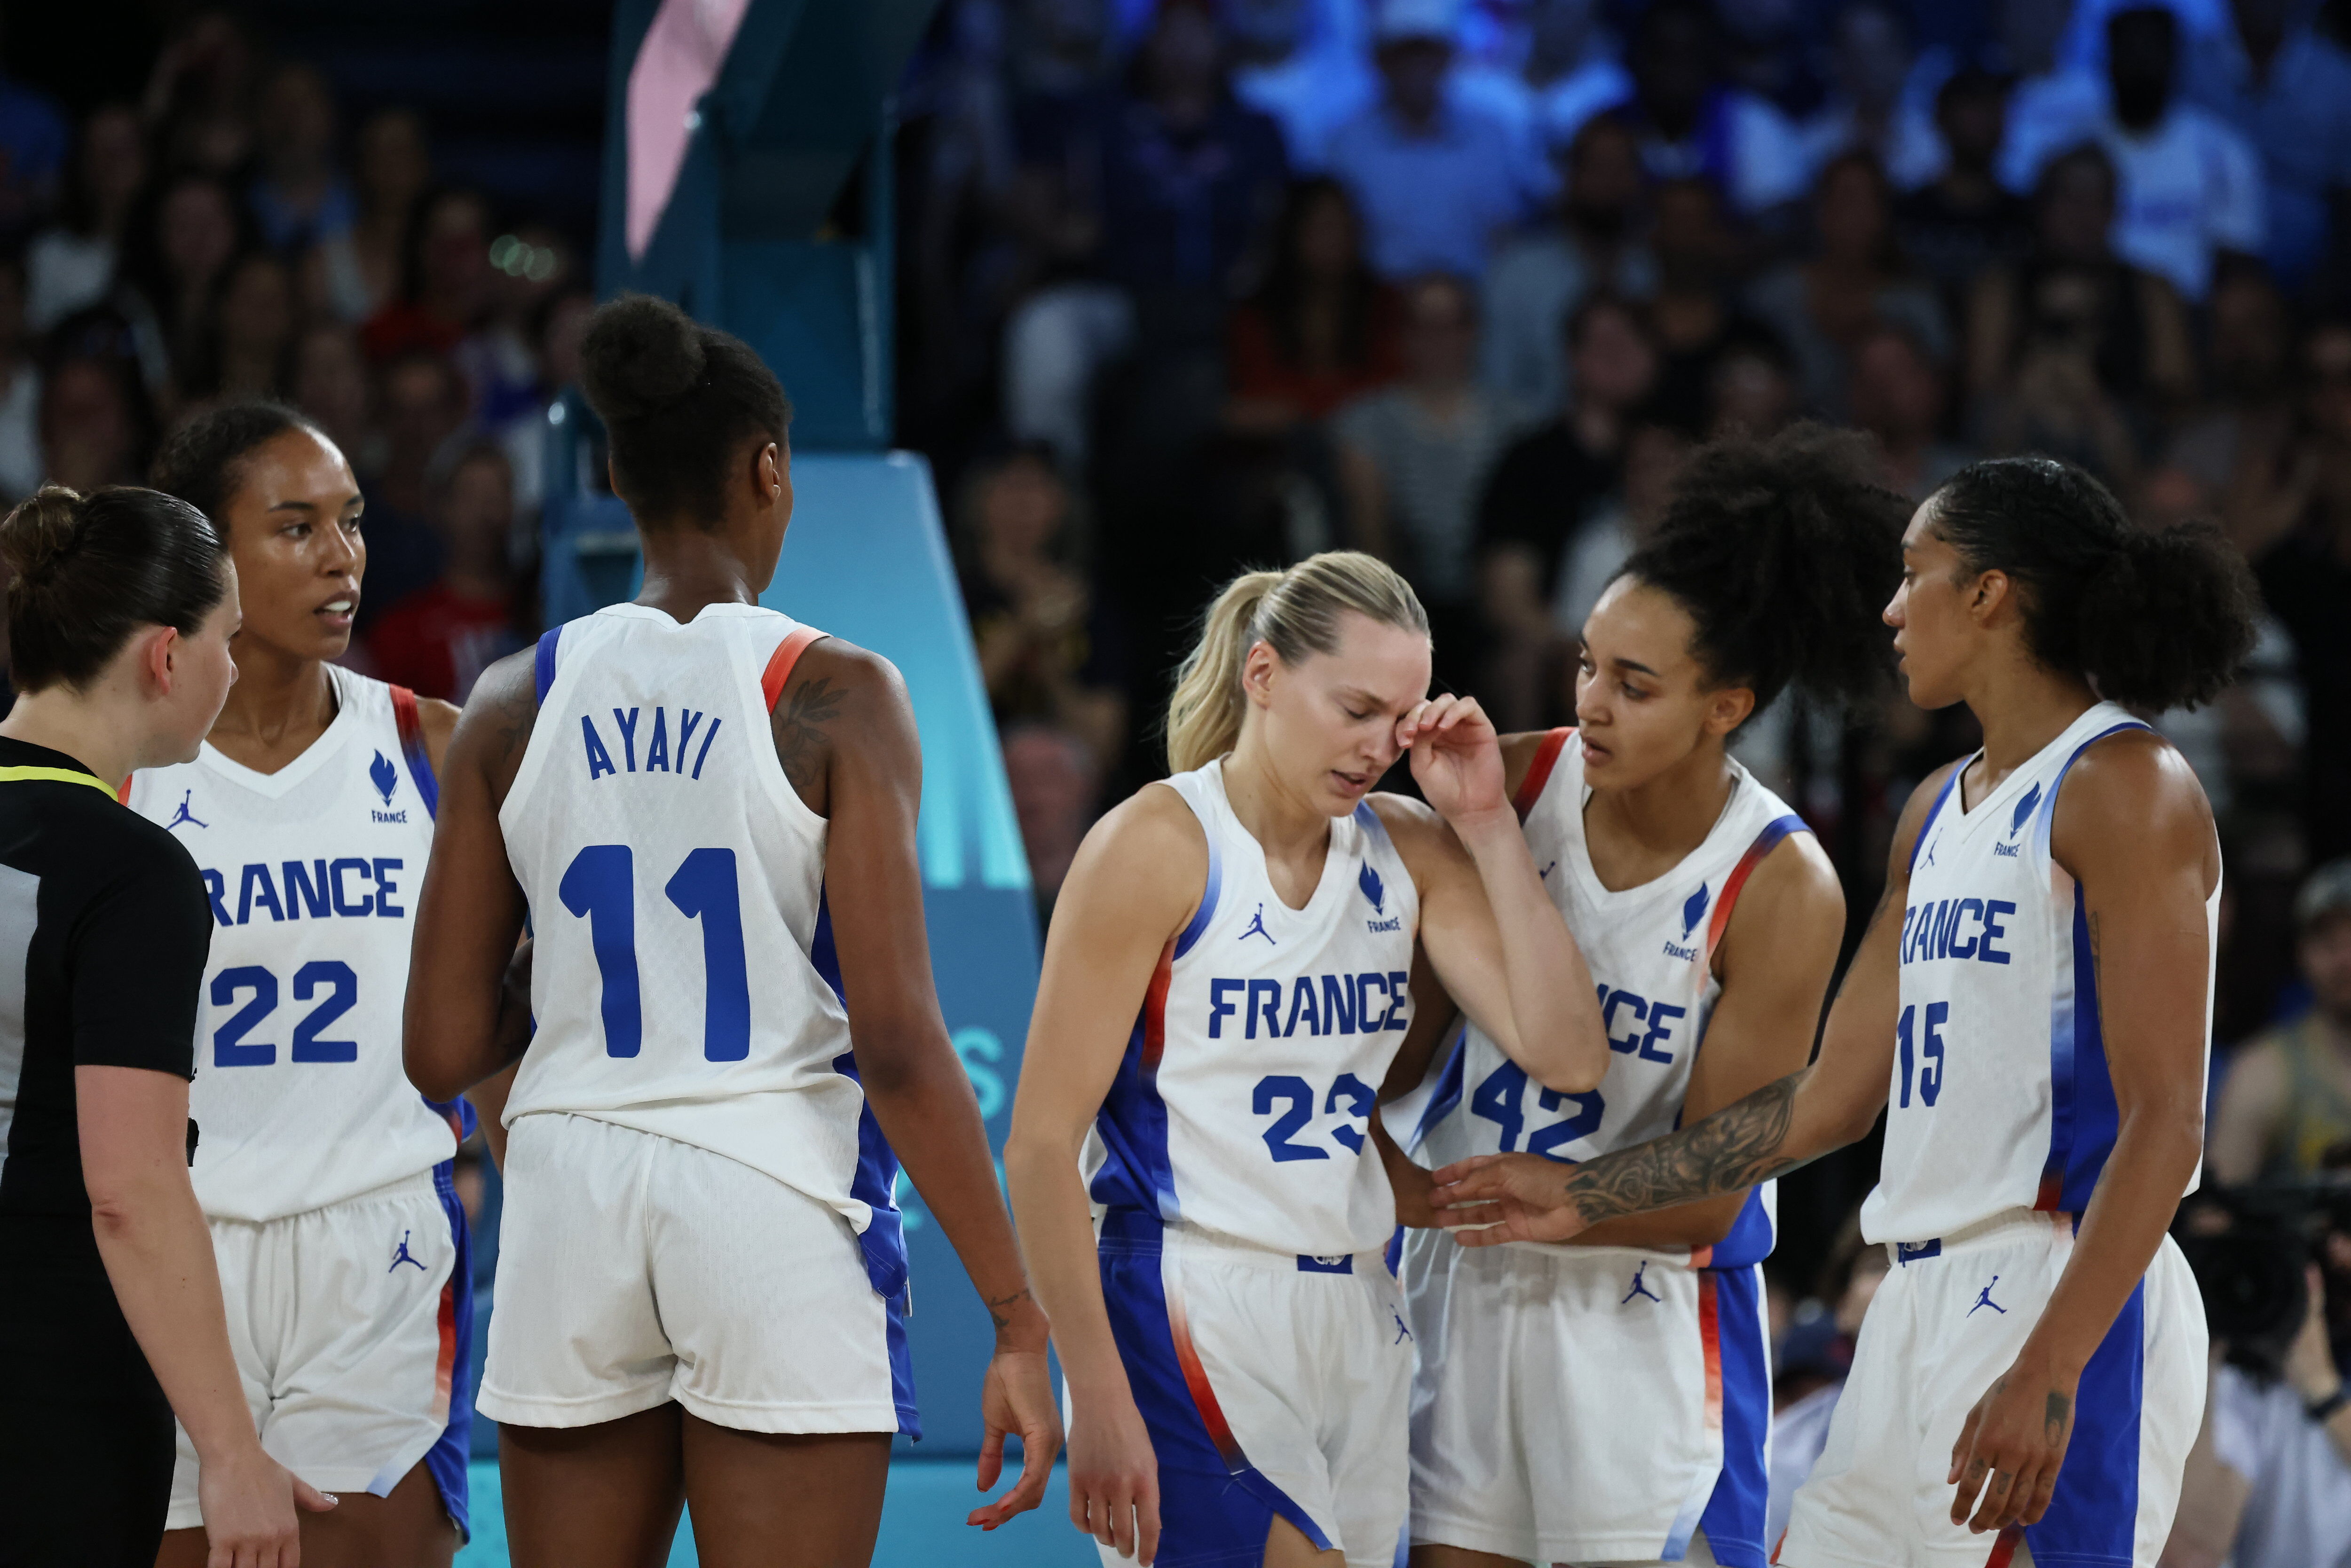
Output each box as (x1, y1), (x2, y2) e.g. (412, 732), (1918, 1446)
(1173, 836), (1223, 961)
(2024, 1276), (2145, 1565)
(1909, 769), (1962, 875)
(532, 626), (561, 704)
(1409, 1032), (1467, 1156)
(421, 1159), (474, 1539)
(810, 892), (922, 1436)
(1096, 1210), (1334, 1562)
(1693, 1263), (1771, 1568)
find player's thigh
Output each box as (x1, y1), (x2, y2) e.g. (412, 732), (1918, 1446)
(1409, 1546), (1524, 1568)
(291, 1461), (458, 1568)
(677, 1414), (890, 1568)
(1265, 1513), (1348, 1568)
(499, 1404), (687, 1568)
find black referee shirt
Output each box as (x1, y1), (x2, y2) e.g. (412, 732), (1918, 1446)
(0, 735), (212, 1261)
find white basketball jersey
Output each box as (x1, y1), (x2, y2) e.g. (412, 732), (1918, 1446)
(1414, 730), (1806, 1266)
(1862, 701), (2220, 1244)
(124, 668), (458, 1223)
(500, 604), (907, 1295)
(1084, 760), (1420, 1257)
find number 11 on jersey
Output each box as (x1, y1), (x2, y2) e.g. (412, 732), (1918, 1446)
(559, 843), (751, 1062)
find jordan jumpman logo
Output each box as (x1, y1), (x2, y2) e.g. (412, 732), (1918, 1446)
(1239, 903), (1276, 945)
(1622, 1261), (1662, 1304)
(165, 790), (207, 831)
(1968, 1276), (2007, 1316)
(388, 1230), (426, 1273)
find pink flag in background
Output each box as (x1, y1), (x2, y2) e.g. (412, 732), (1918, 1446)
(625, 0), (753, 262)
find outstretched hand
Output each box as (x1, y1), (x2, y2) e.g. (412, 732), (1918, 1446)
(970, 1344), (1063, 1529)
(1400, 695), (1506, 829)
(1428, 1152), (1592, 1246)
(1947, 1352), (2075, 1535)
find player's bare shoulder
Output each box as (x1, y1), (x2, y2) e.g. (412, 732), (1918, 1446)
(1055, 781), (1212, 949)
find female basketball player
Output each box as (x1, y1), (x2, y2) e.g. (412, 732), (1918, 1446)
(1392, 428), (1901, 1568)
(402, 293), (1060, 1568)
(1005, 551), (1615, 1568)
(1432, 455), (2260, 1566)
(0, 483), (330, 1565)
(133, 402), (482, 1568)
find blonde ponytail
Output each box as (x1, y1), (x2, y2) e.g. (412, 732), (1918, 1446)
(1163, 551), (1429, 773)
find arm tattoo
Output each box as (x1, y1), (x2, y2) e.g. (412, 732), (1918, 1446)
(2044, 1390), (2070, 1444)
(773, 676), (847, 792)
(986, 1288), (1034, 1332)
(1559, 1070), (1812, 1224)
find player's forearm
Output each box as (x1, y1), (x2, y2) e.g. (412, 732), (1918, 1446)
(860, 1038), (1048, 1348)
(1557, 1065), (1860, 1226)
(2024, 1111), (2204, 1376)
(89, 1175), (263, 1464)
(1003, 1133), (1133, 1401)
(1456, 811), (1606, 1093)
(1564, 1192), (1751, 1252)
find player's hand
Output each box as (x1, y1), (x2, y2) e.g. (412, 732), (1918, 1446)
(1948, 1351), (2077, 1535)
(1067, 1388), (1161, 1564)
(970, 1342), (1062, 1529)
(1389, 1149), (1441, 1228)
(1428, 1152), (1592, 1245)
(197, 1439), (336, 1568)
(1400, 695), (1506, 829)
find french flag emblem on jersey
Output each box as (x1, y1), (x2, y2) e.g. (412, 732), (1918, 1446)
(1680, 882), (1710, 940)
(1359, 861), (1385, 914)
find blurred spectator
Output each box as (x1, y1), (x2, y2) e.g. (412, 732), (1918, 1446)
(142, 10), (260, 177)
(1002, 721), (1105, 920)
(958, 444), (1128, 764)
(0, 16), (68, 239)
(1225, 177), (1404, 430)
(1766, 1213), (1889, 1550)
(1645, 175), (1755, 433)
(1548, 418), (1687, 638)
(24, 104), (144, 334)
(291, 322), (379, 478)
(304, 108), (433, 325)
(1744, 151), (1948, 420)
(1334, 272), (1526, 688)
(497, 287), (593, 524)
(248, 63), (353, 258)
(1966, 143), (2196, 485)
(2211, 863), (2351, 1183)
(2250, 319), (2351, 865)
(1482, 111), (1657, 418)
(2005, 7), (2266, 302)
(1325, 0), (1538, 280)
(362, 185), (494, 368)
(1892, 68), (2035, 305)
(1447, 0), (1634, 169)
(1796, 1), (1943, 192)
(365, 442), (526, 702)
(2173, 259), (2296, 503)
(2183, 0), (2351, 292)
(1477, 291), (1659, 727)
(39, 351), (151, 491)
(461, 220), (575, 444)
(1703, 321), (1802, 440)
(361, 351), (466, 625)
(0, 253), (37, 502)
(182, 251), (295, 405)
(1617, 0), (1807, 218)
(1231, 0), (1380, 171)
(117, 170), (251, 405)
(1849, 320), (1970, 500)
(1002, 0), (1289, 468)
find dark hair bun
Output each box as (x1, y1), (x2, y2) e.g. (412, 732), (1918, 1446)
(579, 293), (709, 425)
(0, 485), (90, 586)
(2077, 520), (2260, 710)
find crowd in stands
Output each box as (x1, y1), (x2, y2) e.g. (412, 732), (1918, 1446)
(893, 1), (2351, 1555)
(0, 9), (582, 708)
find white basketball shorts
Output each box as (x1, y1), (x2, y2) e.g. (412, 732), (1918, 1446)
(1402, 1227), (1769, 1566)
(1095, 1209), (1413, 1568)
(477, 1112), (913, 1435)
(1778, 1208), (2207, 1568)
(168, 1166), (473, 1535)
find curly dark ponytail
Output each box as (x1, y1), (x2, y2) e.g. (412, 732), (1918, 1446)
(1925, 457), (2258, 709)
(1617, 424), (1909, 715)
(578, 292), (792, 527)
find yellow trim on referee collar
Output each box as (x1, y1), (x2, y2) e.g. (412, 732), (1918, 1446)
(0, 765), (115, 796)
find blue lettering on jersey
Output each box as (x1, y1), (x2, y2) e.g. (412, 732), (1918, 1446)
(582, 705), (721, 782)
(1900, 898), (2015, 966)
(613, 707), (640, 771)
(201, 859), (408, 926)
(1595, 985), (1687, 1063)
(646, 708), (670, 772)
(1205, 971), (1409, 1038)
(692, 714), (723, 778)
(583, 715), (616, 780)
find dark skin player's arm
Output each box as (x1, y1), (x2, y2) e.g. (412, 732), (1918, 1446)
(413, 696), (520, 1170)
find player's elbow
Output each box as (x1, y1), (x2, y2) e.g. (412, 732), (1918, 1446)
(403, 1035), (471, 1105)
(1529, 1036), (1610, 1096)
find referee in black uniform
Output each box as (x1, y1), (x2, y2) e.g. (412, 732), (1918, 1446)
(0, 485), (329, 1567)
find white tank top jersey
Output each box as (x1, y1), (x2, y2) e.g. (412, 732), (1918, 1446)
(1861, 701), (2221, 1246)
(1412, 730), (1807, 1267)
(1084, 759), (1422, 1258)
(500, 603), (907, 1299)
(123, 668), (464, 1223)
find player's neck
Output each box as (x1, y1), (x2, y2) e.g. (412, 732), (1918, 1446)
(1961, 658), (2100, 803)
(1219, 742), (1334, 869)
(210, 641), (336, 756)
(636, 531), (761, 623)
(1585, 743), (1736, 871)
